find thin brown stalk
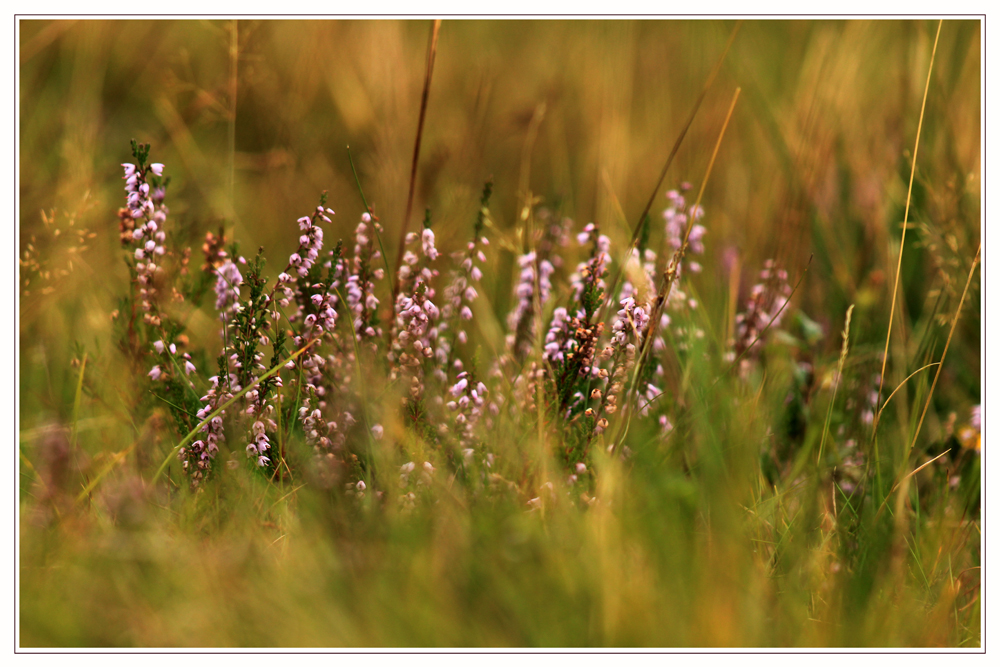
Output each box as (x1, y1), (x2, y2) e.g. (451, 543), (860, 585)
(875, 448), (952, 520)
(637, 87), (742, 370)
(875, 19), (942, 432)
(603, 21), (741, 312)
(392, 19), (442, 307)
(817, 305), (854, 465)
(875, 362), (940, 424)
(615, 86), (741, 449)
(908, 243), (980, 456)
(637, 253), (812, 413)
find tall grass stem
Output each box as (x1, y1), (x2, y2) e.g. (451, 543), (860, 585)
(875, 19), (943, 432)
(393, 19), (442, 307)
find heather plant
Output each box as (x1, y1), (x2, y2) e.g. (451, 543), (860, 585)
(18, 19), (981, 649)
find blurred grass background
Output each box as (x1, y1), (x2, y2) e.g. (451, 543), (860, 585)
(18, 19), (981, 647)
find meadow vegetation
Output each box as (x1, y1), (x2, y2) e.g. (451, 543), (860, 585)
(18, 19), (981, 647)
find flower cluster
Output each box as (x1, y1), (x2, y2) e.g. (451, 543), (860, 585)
(391, 223), (441, 373)
(122, 160), (162, 220)
(611, 296), (650, 347)
(447, 372), (489, 448)
(505, 251), (555, 362)
(120, 145), (825, 502)
(147, 339), (197, 383)
(730, 259), (792, 373)
(437, 231), (488, 367)
(291, 207), (333, 278)
(345, 212), (384, 343)
(122, 158), (169, 326)
(657, 186), (707, 346)
(663, 184), (705, 277)
(214, 259), (244, 322)
(179, 372), (236, 487)
(591, 296), (650, 435)
(569, 223), (611, 303)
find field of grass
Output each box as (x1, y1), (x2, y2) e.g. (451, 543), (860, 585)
(17, 19), (981, 648)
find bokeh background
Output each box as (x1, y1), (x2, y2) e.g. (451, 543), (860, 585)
(19, 19), (981, 647)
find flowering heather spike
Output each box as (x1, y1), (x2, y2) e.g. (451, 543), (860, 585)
(201, 230), (229, 272)
(122, 158), (171, 327)
(569, 222), (611, 305)
(446, 371), (489, 449)
(432, 187), (491, 380)
(421, 227), (439, 261)
(214, 259), (243, 322)
(390, 273), (440, 409)
(543, 307), (570, 364)
(504, 251), (555, 362)
(346, 212), (384, 344)
(179, 373), (235, 488)
(729, 259), (792, 374)
(591, 296), (649, 435)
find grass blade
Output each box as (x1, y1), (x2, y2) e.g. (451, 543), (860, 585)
(149, 338), (320, 485)
(875, 19), (943, 431)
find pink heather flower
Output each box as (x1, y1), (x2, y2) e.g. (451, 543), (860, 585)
(543, 307), (570, 363)
(214, 259), (244, 319)
(148, 365), (162, 381)
(153, 340), (165, 354)
(421, 228), (439, 260)
(371, 424), (384, 440)
(733, 259), (792, 363)
(149, 163), (164, 176)
(450, 377), (468, 396)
